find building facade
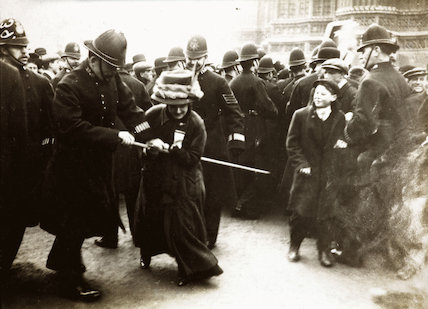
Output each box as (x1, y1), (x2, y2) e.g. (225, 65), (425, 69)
(254, 0), (428, 66)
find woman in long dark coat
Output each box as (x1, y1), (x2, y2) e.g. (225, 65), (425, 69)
(133, 70), (223, 286)
(286, 79), (348, 267)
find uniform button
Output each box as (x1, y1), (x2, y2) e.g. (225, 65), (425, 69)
(103, 106), (106, 110)
(101, 116), (104, 119)
(111, 122), (115, 126)
(101, 94), (105, 98)
(101, 101), (105, 105)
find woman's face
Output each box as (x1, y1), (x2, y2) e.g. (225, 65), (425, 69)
(313, 85), (336, 108)
(167, 104), (189, 120)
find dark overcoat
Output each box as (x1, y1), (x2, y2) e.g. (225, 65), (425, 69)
(230, 70), (277, 165)
(287, 105), (347, 219)
(344, 62), (411, 155)
(0, 61), (27, 216)
(40, 60), (145, 238)
(2, 57), (54, 224)
(336, 81), (357, 113)
(133, 104), (219, 278)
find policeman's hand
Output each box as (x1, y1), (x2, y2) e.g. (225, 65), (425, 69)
(118, 131), (135, 145)
(345, 112), (353, 122)
(299, 167), (311, 175)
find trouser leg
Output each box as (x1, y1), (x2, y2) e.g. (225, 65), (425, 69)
(47, 233), (85, 274)
(0, 219), (25, 279)
(288, 213), (310, 250)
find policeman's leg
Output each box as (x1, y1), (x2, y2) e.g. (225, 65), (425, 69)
(0, 219), (25, 279)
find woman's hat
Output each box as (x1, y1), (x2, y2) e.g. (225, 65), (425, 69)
(84, 29), (127, 67)
(151, 70), (204, 105)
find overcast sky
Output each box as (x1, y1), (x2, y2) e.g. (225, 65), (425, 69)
(1, 0), (258, 64)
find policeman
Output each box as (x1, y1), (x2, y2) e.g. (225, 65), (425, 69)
(402, 67), (428, 129)
(185, 34), (245, 248)
(0, 18), (54, 277)
(218, 50), (240, 83)
(0, 60), (27, 284)
(230, 43), (278, 219)
(257, 56), (283, 194)
(164, 46), (186, 71)
(52, 42), (81, 88)
(344, 23), (411, 184)
(40, 29), (146, 301)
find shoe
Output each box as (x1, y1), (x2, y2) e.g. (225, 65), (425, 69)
(140, 255), (151, 269)
(94, 237), (118, 249)
(288, 249), (300, 262)
(319, 251), (335, 267)
(59, 279), (101, 302)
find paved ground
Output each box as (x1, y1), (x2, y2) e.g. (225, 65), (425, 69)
(2, 203), (427, 309)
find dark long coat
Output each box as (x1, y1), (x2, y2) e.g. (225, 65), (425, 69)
(133, 104), (220, 278)
(40, 60), (145, 238)
(344, 62), (411, 155)
(287, 105), (347, 219)
(336, 81), (357, 113)
(2, 57), (55, 225)
(0, 61), (27, 216)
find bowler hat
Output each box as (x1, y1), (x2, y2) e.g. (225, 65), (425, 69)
(238, 43), (259, 62)
(219, 50), (239, 69)
(322, 58), (349, 74)
(34, 47), (47, 56)
(151, 70), (203, 105)
(84, 29), (127, 67)
(164, 47), (186, 63)
(154, 57), (168, 70)
(313, 79), (340, 95)
(313, 47), (340, 63)
(186, 35), (208, 59)
(132, 53), (146, 64)
(289, 48), (306, 67)
(61, 42), (81, 60)
(257, 56), (274, 74)
(357, 23), (399, 53)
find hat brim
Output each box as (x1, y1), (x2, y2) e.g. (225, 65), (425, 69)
(322, 64), (347, 74)
(84, 40), (122, 68)
(218, 61), (238, 69)
(164, 56), (186, 63)
(238, 54), (259, 62)
(357, 40), (399, 53)
(185, 51), (208, 59)
(289, 60), (306, 67)
(151, 94), (194, 105)
(257, 68), (274, 74)
(61, 52), (80, 60)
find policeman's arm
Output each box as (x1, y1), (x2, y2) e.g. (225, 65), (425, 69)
(218, 78), (245, 150)
(54, 82), (121, 150)
(40, 77), (55, 144)
(286, 111), (310, 170)
(116, 76), (146, 133)
(255, 79), (278, 118)
(344, 79), (380, 144)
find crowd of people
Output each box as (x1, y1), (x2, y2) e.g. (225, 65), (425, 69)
(1, 16), (428, 303)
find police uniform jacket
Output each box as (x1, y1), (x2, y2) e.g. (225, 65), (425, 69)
(2, 56), (54, 225)
(230, 70), (277, 159)
(41, 59), (146, 238)
(0, 61), (27, 215)
(52, 68), (71, 90)
(194, 69), (245, 159)
(344, 62), (411, 154)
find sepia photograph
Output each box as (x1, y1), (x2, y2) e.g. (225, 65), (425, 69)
(1, 0), (428, 308)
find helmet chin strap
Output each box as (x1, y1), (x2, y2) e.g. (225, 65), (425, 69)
(364, 46), (374, 70)
(4, 47), (25, 67)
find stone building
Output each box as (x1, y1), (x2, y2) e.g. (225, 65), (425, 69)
(253, 0), (428, 67)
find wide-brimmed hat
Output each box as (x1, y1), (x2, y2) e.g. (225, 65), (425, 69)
(61, 42), (81, 60)
(313, 79), (340, 95)
(321, 58), (349, 74)
(84, 29), (127, 67)
(219, 50), (239, 69)
(357, 23), (399, 53)
(164, 47), (186, 63)
(238, 43), (259, 62)
(151, 70), (204, 105)
(257, 56), (274, 74)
